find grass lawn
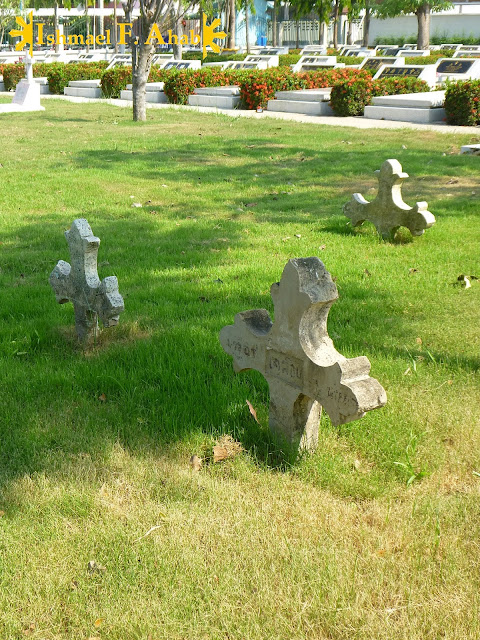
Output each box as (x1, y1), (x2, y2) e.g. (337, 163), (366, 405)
(0, 100), (479, 640)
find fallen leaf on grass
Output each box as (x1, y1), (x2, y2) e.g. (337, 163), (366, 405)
(246, 399), (259, 423)
(87, 560), (106, 574)
(213, 435), (244, 463)
(94, 619), (104, 628)
(98, 393), (106, 403)
(319, 244), (326, 250)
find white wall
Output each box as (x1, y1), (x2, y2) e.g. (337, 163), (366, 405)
(370, 5), (480, 44)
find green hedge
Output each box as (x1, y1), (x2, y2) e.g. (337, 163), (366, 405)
(1, 61), (108, 93)
(100, 66), (168, 98)
(330, 76), (430, 116)
(444, 79), (480, 125)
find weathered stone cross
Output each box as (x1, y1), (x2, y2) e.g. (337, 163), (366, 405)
(220, 258), (387, 452)
(343, 159), (436, 239)
(49, 219), (124, 341)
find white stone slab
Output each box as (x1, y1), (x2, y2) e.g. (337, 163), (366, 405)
(460, 144), (480, 155)
(64, 87), (103, 98)
(125, 82), (165, 92)
(68, 80), (102, 88)
(194, 86), (240, 96)
(120, 89), (168, 103)
(11, 79), (44, 110)
(188, 94), (240, 109)
(267, 99), (333, 116)
(364, 105), (445, 123)
(371, 90), (445, 108)
(274, 88), (331, 102)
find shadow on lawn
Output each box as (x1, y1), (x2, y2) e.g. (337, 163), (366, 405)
(0, 210), (426, 491)
(72, 143), (480, 230)
(1, 136), (479, 496)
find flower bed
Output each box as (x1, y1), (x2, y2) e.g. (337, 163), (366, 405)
(444, 79), (480, 125)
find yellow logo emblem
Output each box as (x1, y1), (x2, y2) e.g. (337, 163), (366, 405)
(10, 11), (34, 56)
(202, 15), (227, 59)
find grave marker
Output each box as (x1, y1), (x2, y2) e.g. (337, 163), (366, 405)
(436, 57), (480, 82)
(373, 64), (436, 88)
(49, 219), (124, 341)
(220, 258), (387, 451)
(343, 159), (435, 238)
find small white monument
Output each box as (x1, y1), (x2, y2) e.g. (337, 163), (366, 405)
(0, 53), (45, 114)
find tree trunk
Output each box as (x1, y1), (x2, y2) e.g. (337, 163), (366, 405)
(113, 0), (118, 53)
(416, 3), (430, 50)
(273, 0), (278, 46)
(132, 41), (153, 121)
(173, 17), (183, 59)
(85, 3), (90, 53)
(346, 18), (353, 45)
(332, 0), (339, 49)
(295, 19), (299, 50)
(363, 4), (370, 47)
(228, 0), (236, 48)
(54, 1), (59, 53)
(245, 2), (250, 54)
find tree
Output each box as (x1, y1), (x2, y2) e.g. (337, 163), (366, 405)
(375, 0), (452, 49)
(239, 0), (255, 54)
(0, 0), (20, 45)
(290, 0), (330, 46)
(122, 0), (193, 121)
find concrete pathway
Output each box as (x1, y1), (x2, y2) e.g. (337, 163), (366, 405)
(1, 90), (479, 134)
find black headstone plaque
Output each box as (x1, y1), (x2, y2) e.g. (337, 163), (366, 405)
(436, 59), (474, 74)
(377, 66), (423, 79)
(363, 57), (396, 71)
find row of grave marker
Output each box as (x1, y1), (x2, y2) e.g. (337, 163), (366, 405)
(48, 159), (436, 452)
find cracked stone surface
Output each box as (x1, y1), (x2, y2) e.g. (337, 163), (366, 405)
(220, 257), (387, 451)
(49, 219), (124, 341)
(343, 159), (436, 238)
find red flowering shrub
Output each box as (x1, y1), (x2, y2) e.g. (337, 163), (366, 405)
(2, 62), (53, 91)
(238, 67), (370, 109)
(163, 68), (237, 104)
(444, 79), (480, 125)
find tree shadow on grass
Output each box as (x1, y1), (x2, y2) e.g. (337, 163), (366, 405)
(0, 209), (424, 496)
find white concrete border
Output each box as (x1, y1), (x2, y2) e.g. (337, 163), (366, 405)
(0, 91), (478, 134)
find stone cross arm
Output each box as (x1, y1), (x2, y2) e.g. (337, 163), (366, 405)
(343, 159), (436, 238)
(220, 258), (387, 451)
(49, 219), (124, 341)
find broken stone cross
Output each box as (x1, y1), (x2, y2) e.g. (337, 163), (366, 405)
(343, 159), (436, 239)
(220, 258), (387, 452)
(49, 219), (124, 341)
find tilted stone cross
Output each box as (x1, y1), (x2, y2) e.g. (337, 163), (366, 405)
(343, 159), (436, 239)
(220, 258), (387, 452)
(49, 219), (124, 341)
